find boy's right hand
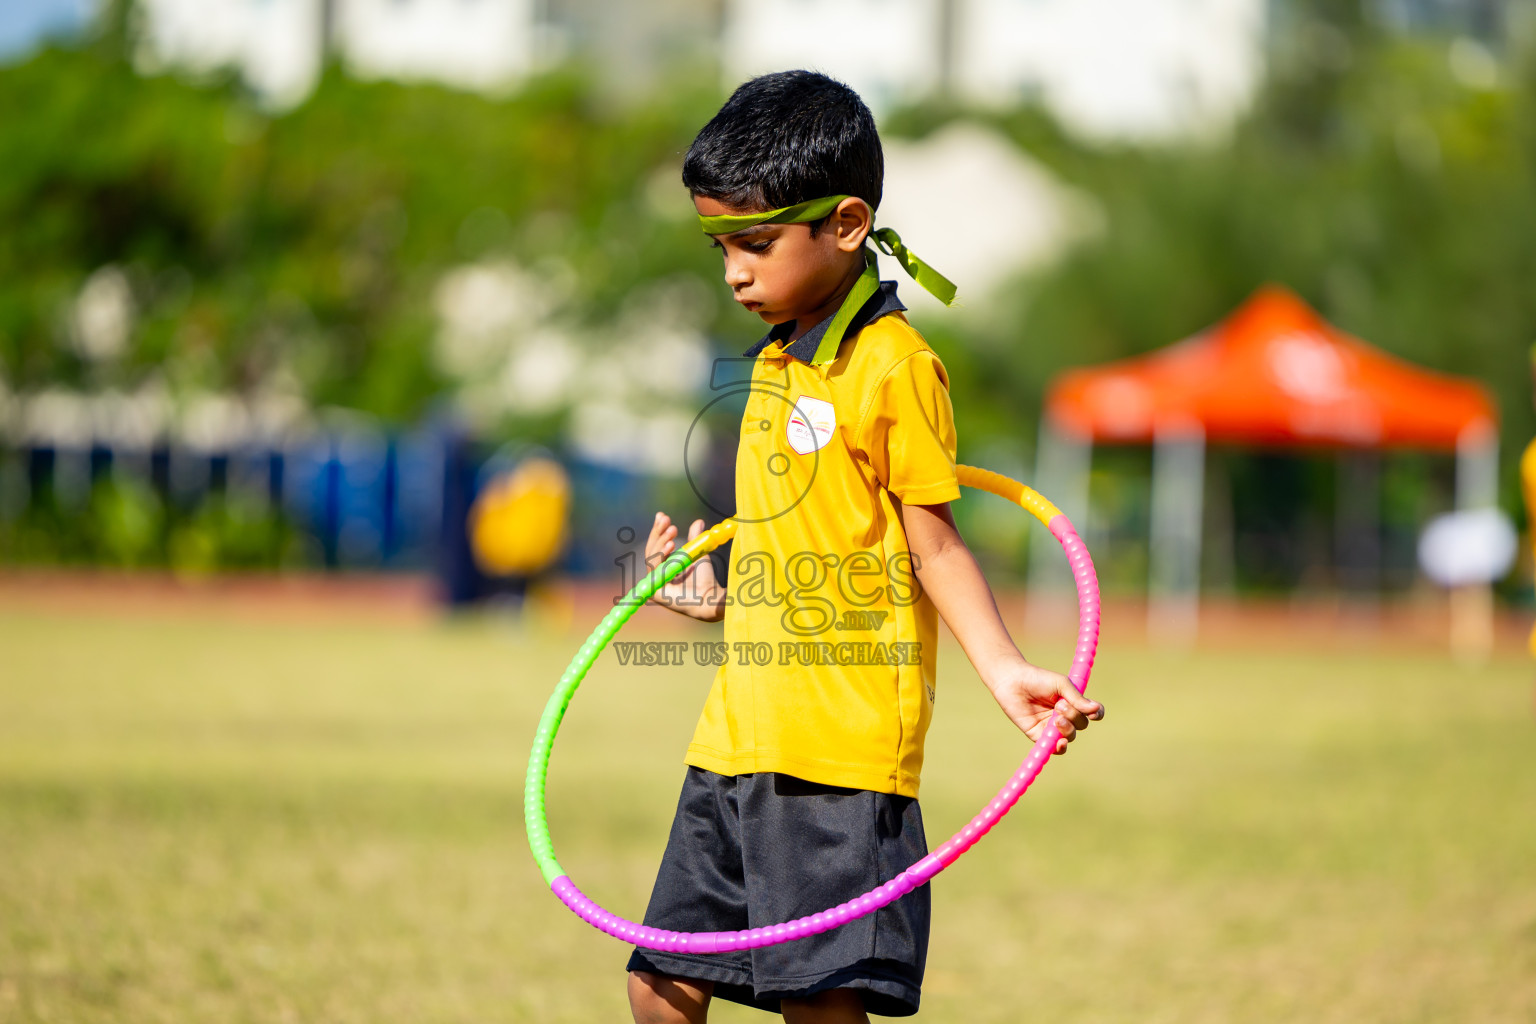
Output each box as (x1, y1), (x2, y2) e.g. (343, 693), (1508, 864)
(645, 512), (726, 622)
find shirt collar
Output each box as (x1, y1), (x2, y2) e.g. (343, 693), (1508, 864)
(742, 280), (907, 362)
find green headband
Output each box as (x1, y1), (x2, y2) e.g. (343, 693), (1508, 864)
(698, 195), (957, 365)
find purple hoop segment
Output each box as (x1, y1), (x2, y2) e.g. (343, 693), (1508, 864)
(539, 466), (1101, 953)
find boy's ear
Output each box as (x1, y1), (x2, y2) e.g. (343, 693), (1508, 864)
(830, 197), (873, 253)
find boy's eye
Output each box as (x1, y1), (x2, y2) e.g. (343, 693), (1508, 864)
(744, 240), (772, 254)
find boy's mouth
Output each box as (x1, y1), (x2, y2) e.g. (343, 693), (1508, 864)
(738, 299), (763, 312)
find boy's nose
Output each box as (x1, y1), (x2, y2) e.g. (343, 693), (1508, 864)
(724, 258), (751, 288)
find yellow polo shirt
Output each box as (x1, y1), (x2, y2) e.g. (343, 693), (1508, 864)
(685, 298), (959, 797)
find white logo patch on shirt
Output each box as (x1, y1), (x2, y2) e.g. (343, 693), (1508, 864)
(786, 395), (835, 455)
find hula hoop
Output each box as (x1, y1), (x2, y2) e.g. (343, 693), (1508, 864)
(525, 465), (1100, 953)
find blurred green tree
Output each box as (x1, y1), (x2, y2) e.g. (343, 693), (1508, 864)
(916, 12), (1536, 528)
(0, 27), (723, 428)
(4, 3), (1536, 585)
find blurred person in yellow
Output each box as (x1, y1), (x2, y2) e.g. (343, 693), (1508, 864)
(624, 71), (1102, 1024)
(1524, 344), (1536, 659)
(468, 456), (570, 578)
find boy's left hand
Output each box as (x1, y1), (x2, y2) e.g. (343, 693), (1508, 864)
(985, 664), (1103, 755)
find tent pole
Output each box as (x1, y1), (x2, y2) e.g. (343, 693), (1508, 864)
(1148, 422), (1204, 645)
(1451, 422), (1500, 663)
(1028, 414), (1091, 627)
(1455, 424), (1499, 511)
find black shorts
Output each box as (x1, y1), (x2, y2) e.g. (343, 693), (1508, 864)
(625, 767), (930, 1017)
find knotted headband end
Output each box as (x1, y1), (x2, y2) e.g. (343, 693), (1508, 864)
(695, 195), (957, 308)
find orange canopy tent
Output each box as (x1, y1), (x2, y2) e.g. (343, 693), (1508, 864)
(1045, 285), (1496, 450)
(1032, 286), (1500, 637)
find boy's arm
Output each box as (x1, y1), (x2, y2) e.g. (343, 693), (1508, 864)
(902, 501), (1102, 752)
(644, 512), (727, 623)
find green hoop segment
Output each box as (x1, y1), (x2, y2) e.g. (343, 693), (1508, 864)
(524, 519), (738, 885)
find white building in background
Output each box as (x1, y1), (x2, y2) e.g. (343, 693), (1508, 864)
(135, 0), (325, 107)
(133, 0), (540, 107)
(131, 0), (1266, 140)
(720, 0), (947, 112)
(723, 0), (1268, 141)
(955, 0), (1266, 139)
(335, 0), (537, 92)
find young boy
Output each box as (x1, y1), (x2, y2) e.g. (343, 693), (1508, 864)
(630, 71), (1103, 1023)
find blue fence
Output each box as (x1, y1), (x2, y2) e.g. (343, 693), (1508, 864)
(0, 422), (676, 606)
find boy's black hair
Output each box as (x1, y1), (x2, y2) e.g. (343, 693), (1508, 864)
(683, 70), (883, 214)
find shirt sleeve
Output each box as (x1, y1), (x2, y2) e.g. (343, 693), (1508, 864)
(856, 350), (960, 506)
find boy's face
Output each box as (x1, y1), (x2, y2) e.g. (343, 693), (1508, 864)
(694, 196), (872, 327)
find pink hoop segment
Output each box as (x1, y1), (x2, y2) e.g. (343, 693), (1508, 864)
(537, 468), (1100, 953)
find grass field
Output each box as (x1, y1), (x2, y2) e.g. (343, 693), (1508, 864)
(1, 603), (1534, 1023)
